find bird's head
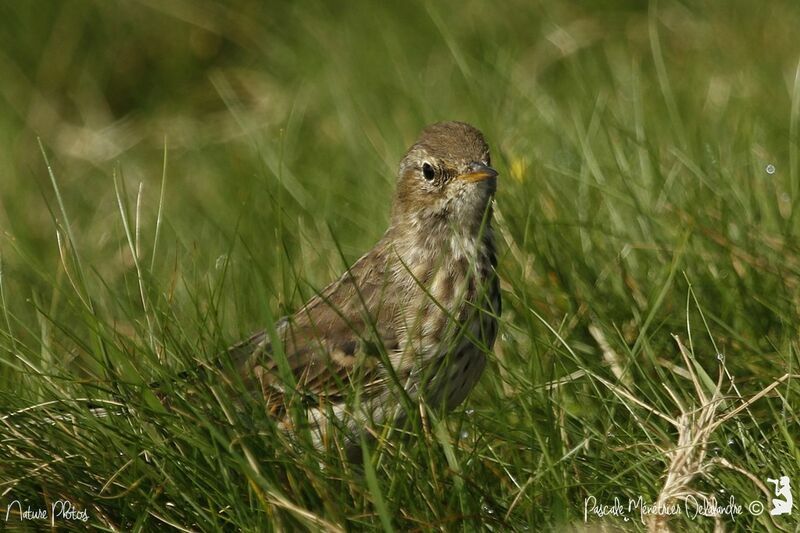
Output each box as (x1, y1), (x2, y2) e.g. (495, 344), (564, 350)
(391, 121), (497, 233)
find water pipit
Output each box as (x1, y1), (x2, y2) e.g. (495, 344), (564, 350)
(189, 121), (500, 455)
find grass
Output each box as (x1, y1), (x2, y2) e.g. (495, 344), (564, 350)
(1, 0), (799, 530)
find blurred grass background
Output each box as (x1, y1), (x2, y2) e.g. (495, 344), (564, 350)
(0, 0), (799, 530)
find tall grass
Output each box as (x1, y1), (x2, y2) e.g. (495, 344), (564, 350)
(1, 0), (799, 530)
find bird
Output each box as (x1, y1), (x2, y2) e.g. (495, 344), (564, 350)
(178, 121), (501, 457)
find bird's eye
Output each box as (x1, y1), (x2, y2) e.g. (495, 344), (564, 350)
(422, 162), (435, 181)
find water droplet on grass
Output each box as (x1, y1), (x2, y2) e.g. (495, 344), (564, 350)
(765, 164), (776, 174)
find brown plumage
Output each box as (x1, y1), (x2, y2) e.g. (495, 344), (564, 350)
(218, 121), (501, 452)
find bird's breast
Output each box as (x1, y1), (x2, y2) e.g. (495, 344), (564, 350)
(391, 228), (497, 357)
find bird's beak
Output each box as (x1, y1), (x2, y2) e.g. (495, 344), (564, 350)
(458, 162), (499, 183)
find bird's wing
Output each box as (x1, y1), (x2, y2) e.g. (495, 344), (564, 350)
(226, 248), (402, 416)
